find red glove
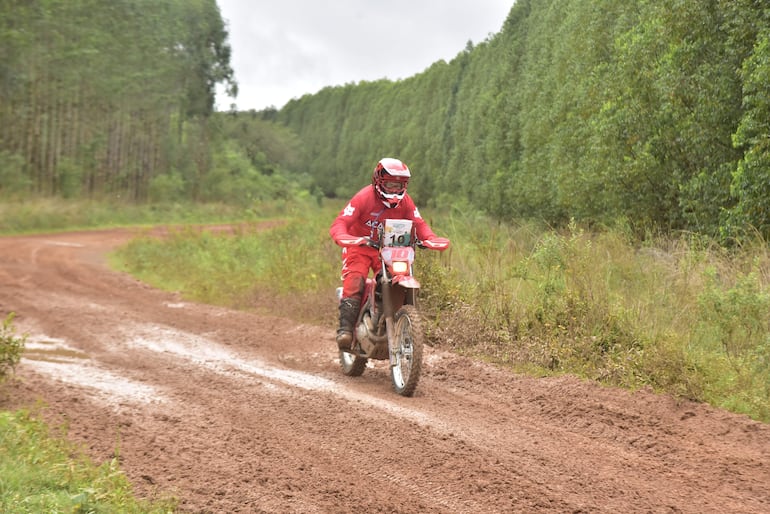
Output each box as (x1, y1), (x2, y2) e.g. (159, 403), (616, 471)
(422, 237), (450, 251)
(334, 234), (373, 247)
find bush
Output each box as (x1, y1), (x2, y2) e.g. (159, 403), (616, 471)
(0, 313), (26, 383)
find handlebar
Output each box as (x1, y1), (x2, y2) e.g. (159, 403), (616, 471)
(336, 235), (449, 251)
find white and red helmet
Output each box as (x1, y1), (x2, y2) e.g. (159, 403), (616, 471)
(372, 157), (410, 208)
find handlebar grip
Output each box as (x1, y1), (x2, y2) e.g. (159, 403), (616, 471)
(420, 238), (451, 251)
(335, 235), (380, 248)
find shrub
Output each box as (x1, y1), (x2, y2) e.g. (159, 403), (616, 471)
(0, 313), (26, 382)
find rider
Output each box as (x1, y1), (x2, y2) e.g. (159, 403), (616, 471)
(329, 157), (450, 351)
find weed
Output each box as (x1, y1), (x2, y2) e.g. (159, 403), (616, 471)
(0, 313), (26, 383)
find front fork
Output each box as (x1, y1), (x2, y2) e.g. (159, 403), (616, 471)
(381, 278), (412, 367)
(381, 279), (397, 368)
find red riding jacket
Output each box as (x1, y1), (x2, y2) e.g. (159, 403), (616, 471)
(329, 185), (437, 246)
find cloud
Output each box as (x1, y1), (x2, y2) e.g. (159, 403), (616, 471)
(216, 0), (511, 111)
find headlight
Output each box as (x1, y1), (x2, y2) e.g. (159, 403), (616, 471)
(391, 261), (409, 274)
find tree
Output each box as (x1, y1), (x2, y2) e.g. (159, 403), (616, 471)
(729, 27), (770, 237)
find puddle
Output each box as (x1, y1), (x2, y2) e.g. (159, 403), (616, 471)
(21, 333), (169, 408)
(125, 323), (443, 428)
(25, 360), (167, 407)
(24, 335), (89, 362)
(129, 325), (335, 391)
(19, 323), (448, 431)
(43, 241), (85, 248)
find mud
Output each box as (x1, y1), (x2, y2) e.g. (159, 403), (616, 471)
(1, 228), (768, 513)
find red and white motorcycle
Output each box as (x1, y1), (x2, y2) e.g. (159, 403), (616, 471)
(335, 219), (449, 396)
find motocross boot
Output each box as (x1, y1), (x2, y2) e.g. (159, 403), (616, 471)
(336, 297), (360, 351)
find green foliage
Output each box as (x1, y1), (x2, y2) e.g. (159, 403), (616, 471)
(6, 0), (770, 241)
(0, 151), (31, 198)
(113, 200), (341, 322)
(411, 212), (769, 420)
(729, 26), (770, 238)
(694, 264), (770, 419)
(0, 198), (252, 234)
(0, 0), (236, 202)
(0, 313), (26, 383)
(199, 140), (306, 206)
(273, 0), (770, 241)
(0, 410), (175, 513)
(56, 157), (84, 199)
(697, 268), (770, 358)
(148, 172), (186, 203)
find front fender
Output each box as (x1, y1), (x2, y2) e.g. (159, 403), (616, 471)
(392, 275), (420, 288)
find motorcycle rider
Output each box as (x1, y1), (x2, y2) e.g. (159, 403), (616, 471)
(329, 157), (450, 351)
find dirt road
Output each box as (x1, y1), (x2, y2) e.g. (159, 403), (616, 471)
(1, 228), (768, 513)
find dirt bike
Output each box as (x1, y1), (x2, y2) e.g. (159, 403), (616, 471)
(335, 219), (449, 396)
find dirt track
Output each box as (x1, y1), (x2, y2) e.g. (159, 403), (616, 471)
(1, 227), (769, 513)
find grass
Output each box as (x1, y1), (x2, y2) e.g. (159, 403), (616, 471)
(110, 205), (342, 324)
(419, 212), (770, 422)
(114, 201), (770, 422)
(0, 409), (175, 513)
(0, 197), (295, 235)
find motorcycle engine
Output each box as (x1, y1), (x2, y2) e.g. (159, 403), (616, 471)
(356, 312), (385, 357)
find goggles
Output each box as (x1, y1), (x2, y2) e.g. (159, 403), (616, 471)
(382, 180), (406, 193)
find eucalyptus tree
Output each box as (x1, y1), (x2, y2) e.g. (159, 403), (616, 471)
(268, 0), (770, 239)
(729, 27), (770, 237)
(0, 0), (236, 202)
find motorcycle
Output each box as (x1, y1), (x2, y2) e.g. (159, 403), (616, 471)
(335, 219), (449, 396)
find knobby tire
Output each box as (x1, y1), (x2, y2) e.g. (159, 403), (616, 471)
(391, 305), (423, 397)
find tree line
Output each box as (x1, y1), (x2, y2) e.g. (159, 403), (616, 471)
(274, 0), (770, 241)
(0, 0), (236, 201)
(3, 0), (769, 242)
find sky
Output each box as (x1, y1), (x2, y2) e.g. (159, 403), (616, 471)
(214, 0), (513, 112)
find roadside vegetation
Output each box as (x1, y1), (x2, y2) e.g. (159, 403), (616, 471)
(0, 314), (25, 383)
(0, 408), (175, 513)
(111, 201), (770, 424)
(0, 198), (257, 235)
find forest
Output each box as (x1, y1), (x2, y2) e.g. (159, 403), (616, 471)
(2, 0), (770, 242)
(275, 0), (770, 242)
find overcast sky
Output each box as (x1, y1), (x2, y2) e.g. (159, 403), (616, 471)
(214, 0), (513, 112)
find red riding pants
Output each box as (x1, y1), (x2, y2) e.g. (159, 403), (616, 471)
(340, 246), (381, 299)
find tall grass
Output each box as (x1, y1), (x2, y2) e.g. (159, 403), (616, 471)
(113, 202), (770, 422)
(0, 197), (275, 234)
(0, 410), (175, 513)
(420, 209), (770, 422)
(113, 200), (342, 323)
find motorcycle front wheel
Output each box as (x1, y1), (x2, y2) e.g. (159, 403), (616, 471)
(390, 305), (424, 397)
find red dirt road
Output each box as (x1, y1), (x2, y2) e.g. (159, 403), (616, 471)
(1, 228), (769, 513)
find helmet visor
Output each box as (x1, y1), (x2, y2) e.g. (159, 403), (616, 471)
(382, 179), (406, 194)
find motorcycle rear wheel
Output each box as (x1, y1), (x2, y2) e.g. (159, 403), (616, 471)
(390, 305), (423, 397)
(339, 349), (367, 376)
